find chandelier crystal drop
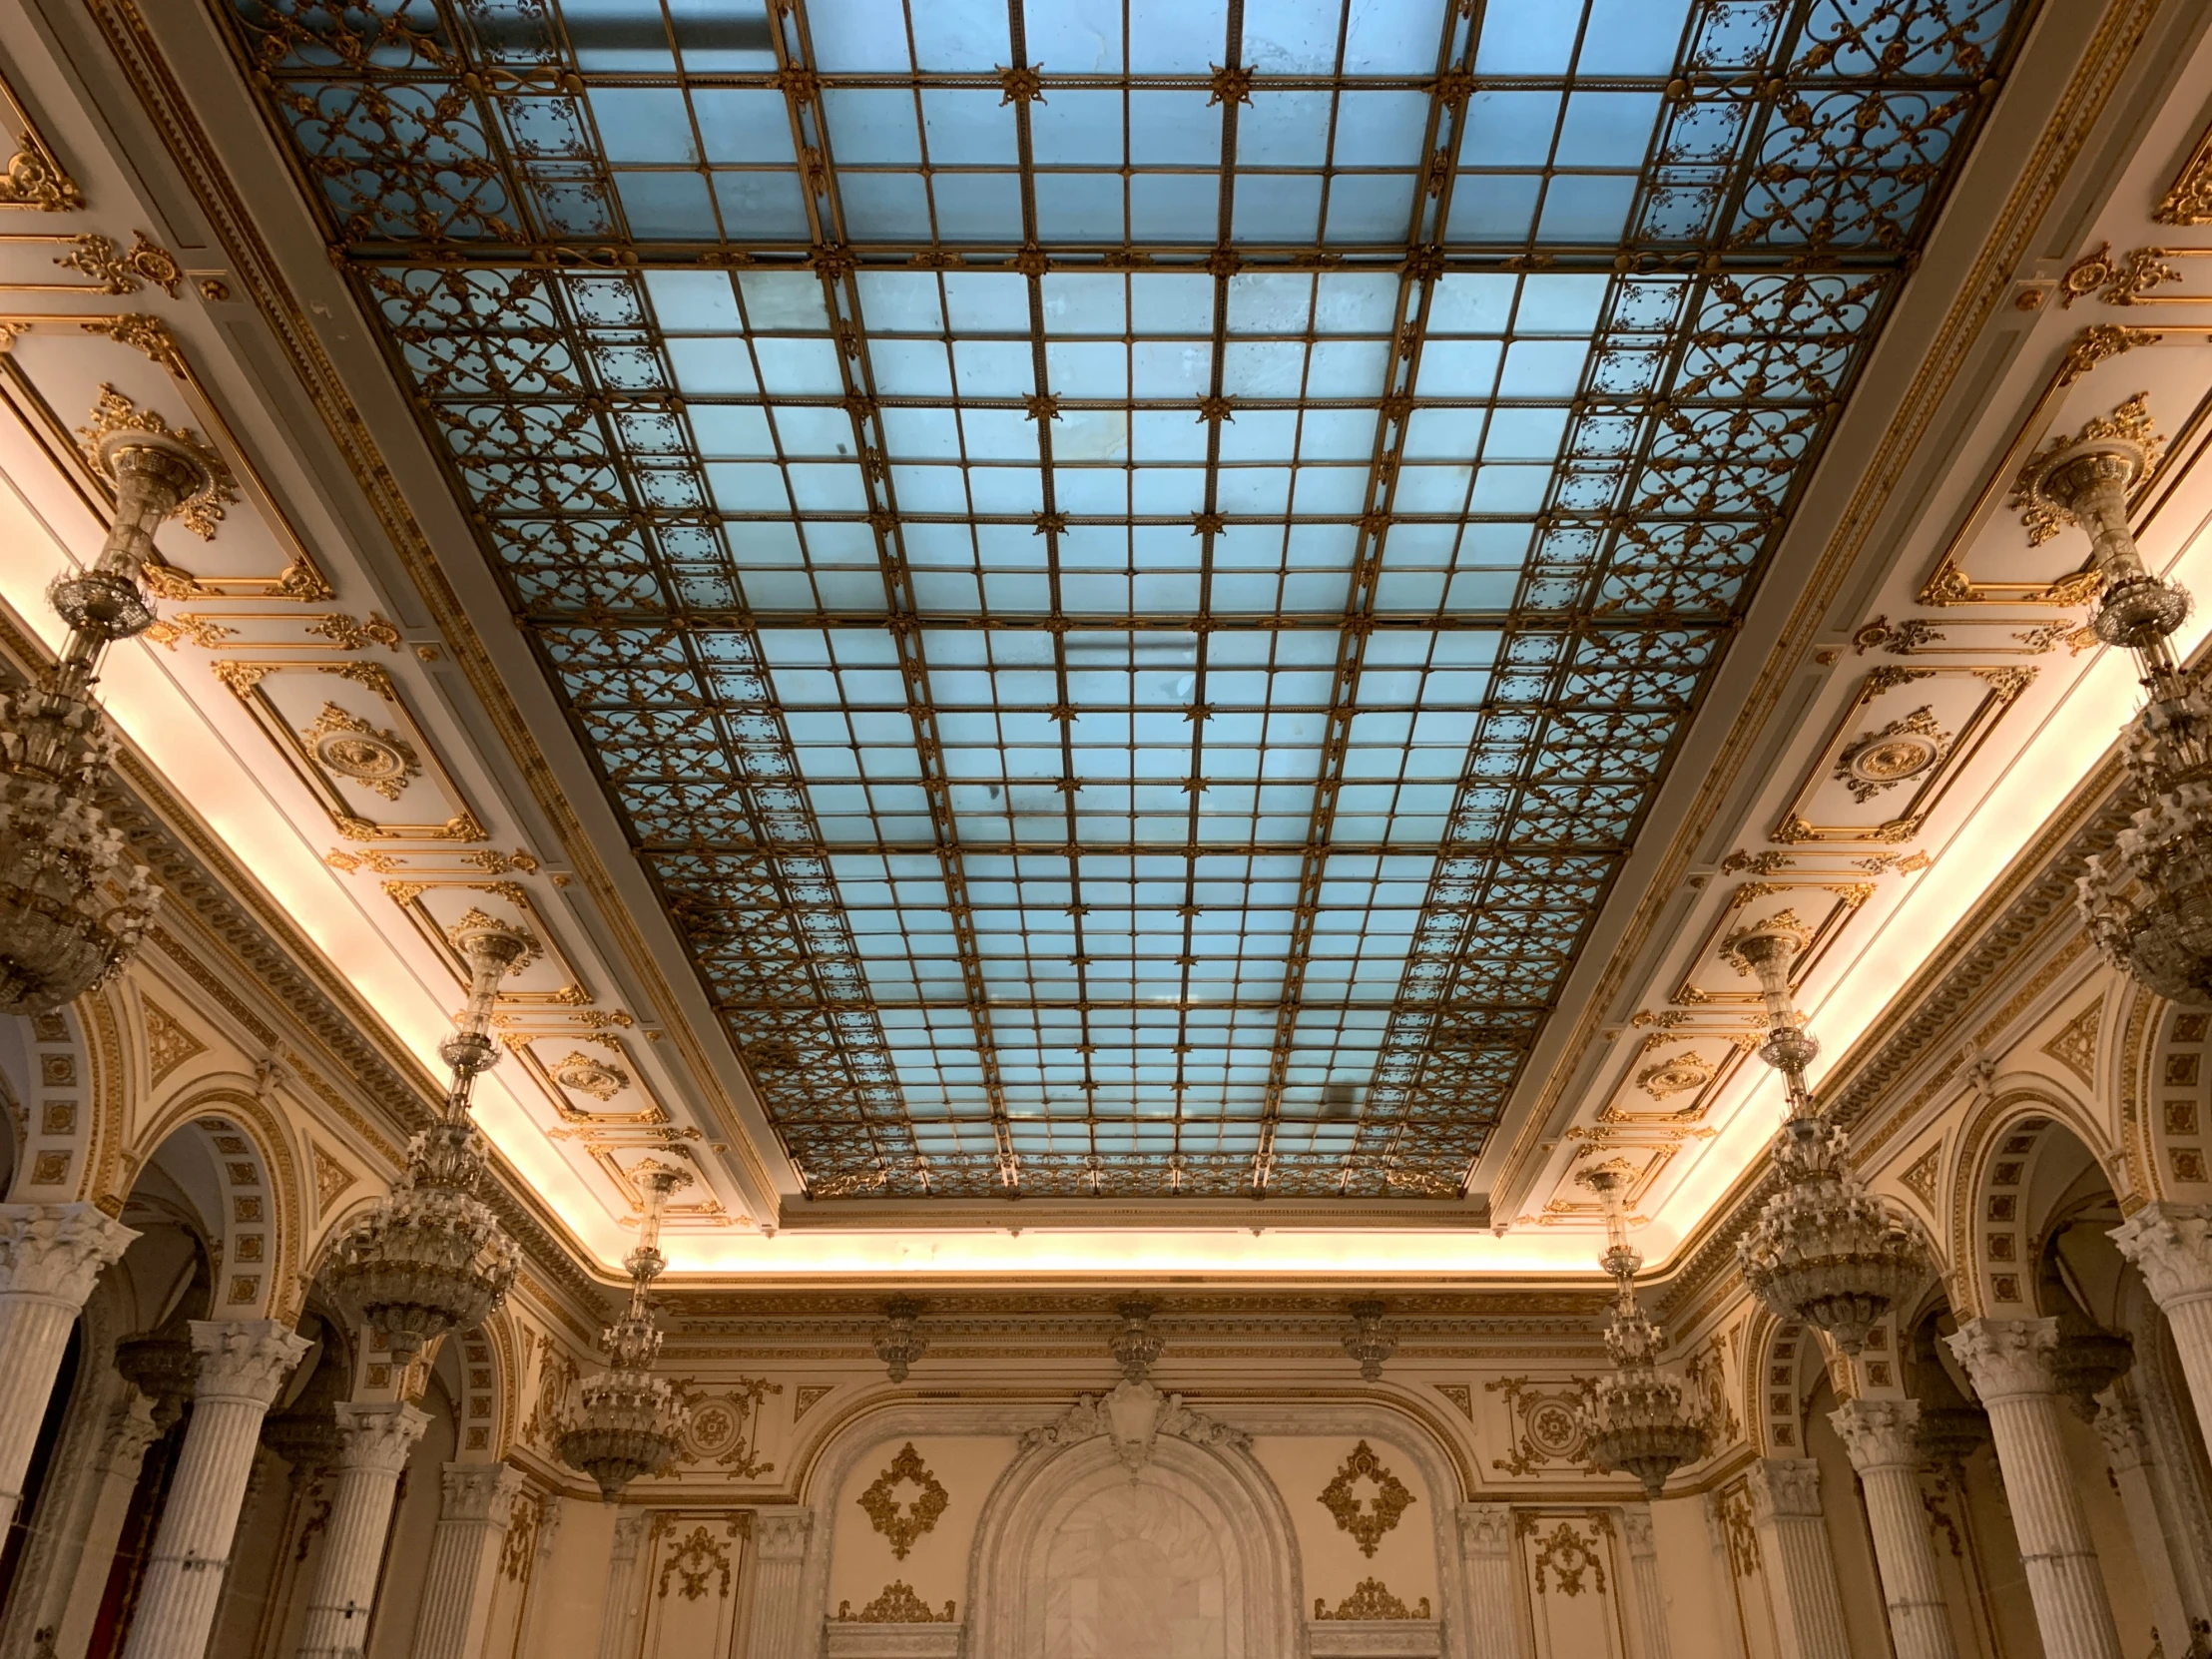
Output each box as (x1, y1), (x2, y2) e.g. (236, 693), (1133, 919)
(319, 917), (529, 1361)
(2017, 399), (2212, 1003)
(557, 1159), (693, 1502)
(0, 432), (218, 1015)
(1731, 922), (1933, 1355)
(1576, 1166), (1708, 1499)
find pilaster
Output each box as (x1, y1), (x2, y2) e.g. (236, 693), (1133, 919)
(1745, 1458), (1851, 1659)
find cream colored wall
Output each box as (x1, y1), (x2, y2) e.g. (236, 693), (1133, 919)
(1249, 1435), (1440, 1618)
(825, 1435), (1018, 1622)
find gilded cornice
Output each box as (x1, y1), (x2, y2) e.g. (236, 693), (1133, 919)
(1495, 0), (2153, 1203)
(82, 0), (779, 1211)
(0, 614), (608, 1318)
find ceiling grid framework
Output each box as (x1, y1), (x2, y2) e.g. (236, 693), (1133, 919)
(222, 0), (2029, 1202)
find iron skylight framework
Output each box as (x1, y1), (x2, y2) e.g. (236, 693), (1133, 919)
(227, 0), (2027, 1201)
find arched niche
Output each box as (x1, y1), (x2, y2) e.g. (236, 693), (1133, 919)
(1948, 1086), (2114, 1320)
(124, 1087), (304, 1325)
(964, 1432), (1301, 1659)
(1, 991), (124, 1208)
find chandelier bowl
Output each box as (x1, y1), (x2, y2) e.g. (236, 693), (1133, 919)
(556, 1369), (690, 1503)
(320, 1121), (518, 1362)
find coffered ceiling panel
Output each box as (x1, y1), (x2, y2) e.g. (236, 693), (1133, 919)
(217, 0), (2028, 1203)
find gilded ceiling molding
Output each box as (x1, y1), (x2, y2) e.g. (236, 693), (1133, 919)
(0, 609), (605, 1313)
(2156, 114), (2212, 224)
(1495, 0), (2166, 1205)
(74, 0), (781, 1212)
(0, 66), (82, 211)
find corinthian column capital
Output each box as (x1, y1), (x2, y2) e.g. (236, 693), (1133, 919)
(1944, 1317), (2058, 1404)
(1457, 1500), (1514, 1558)
(752, 1506), (812, 1562)
(189, 1321), (310, 1407)
(1746, 1456), (1823, 1523)
(333, 1400), (430, 1476)
(0, 1203), (137, 1304)
(1831, 1397), (1922, 1473)
(2111, 1203), (2212, 1309)
(438, 1461), (525, 1526)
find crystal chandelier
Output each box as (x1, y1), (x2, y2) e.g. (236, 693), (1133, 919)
(1342, 1299), (1396, 1382)
(320, 917), (528, 1361)
(1576, 1165), (1708, 1498)
(0, 426), (223, 1014)
(557, 1160), (693, 1502)
(873, 1296), (927, 1383)
(1731, 921), (1932, 1355)
(2013, 400), (2212, 1002)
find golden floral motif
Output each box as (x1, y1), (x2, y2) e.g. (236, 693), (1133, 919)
(835, 1581), (954, 1623)
(858, 1442), (948, 1560)
(301, 703), (420, 802)
(1315, 1579), (1430, 1621)
(1834, 705), (1950, 803)
(1635, 1049), (1712, 1102)
(655, 1524), (731, 1601)
(1528, 1518), (1609, 1598)
(52, 231), (183, 296)
(1317, 1440), (1415, 1557)
(551, 1050), (629, 1101)
(75, 384), (237, 540)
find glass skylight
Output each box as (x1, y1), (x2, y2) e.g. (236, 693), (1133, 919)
(232, 0), (2024, 1199)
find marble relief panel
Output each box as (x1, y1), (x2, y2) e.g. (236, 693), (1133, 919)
(1043, 1482), (1228, 1659)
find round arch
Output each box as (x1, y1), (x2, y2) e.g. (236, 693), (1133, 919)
(965, 1431), (1302, 1659)
(1949, 1084), (2116, 1322)
(1, 989), (126, 1208)
(124, 1084), (306, 1326)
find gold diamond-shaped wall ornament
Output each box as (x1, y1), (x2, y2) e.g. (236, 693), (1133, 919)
(1318, 1440), (1415, 1558)
(857, 1442), (948, 1560)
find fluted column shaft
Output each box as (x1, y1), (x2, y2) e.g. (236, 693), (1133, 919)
(292, 1402), (429, 1659)
(741, 1509), (813, 1659)
(1946, 1319), (2122, 1659)
(2112, 1203), (2212, 1453)
(0, 1204), (135, 1537)
(1832, 1399), (1957, 1659)
(2092, 1391), (2192, 1656)
(1457, 1502), (1523, 1659)
(1620, 1505), (1671, 1659)
(1746, 1458), (1852, 1659)
(119, 1321), (309, 1659)
(409, 1462), (524, 1659)
(596, 1513), (650, 1659)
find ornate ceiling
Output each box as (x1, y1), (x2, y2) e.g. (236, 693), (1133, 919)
(210, 0), (2024, 1203)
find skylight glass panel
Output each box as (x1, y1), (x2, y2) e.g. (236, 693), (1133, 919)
(235, 0), (2027, 1199)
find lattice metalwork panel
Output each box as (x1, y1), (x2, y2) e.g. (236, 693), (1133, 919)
(227, 0), (2026, 1200)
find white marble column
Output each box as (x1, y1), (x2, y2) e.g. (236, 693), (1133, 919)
(409, 1462), (525, 1659)
(595, 1512), (650, 1659)
(1832, 1398), (1958, 1659)
(1620, 1505), (1672, 1659)
(292, 1402), (428, 1659)
(740, 1508), (813, 1659)
(1946, 1319), (2124, 1659)
(1457, 1501), (1522, 1659)
(119, 1321), (309, 1659)
(27, 1390), (161, 1659)
(0, 1204), (135, 1537)
(1745, 1458), (1852, 1659)
(2091, 1391), (2193, 1656)
(2112, 1203), (2212, 1452)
